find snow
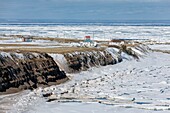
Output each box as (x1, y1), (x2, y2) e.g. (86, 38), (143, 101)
(0, 25), (170, 113)
(0, 51), (169, 113)
(1, 25), (170, 41)
(49, 54), (69, 71)
(0, 52), (12, 57)
(0, 52), (40, 60)
(31, 52), (170, 112)
(25, 102), (169, 113)
(13, 53), (25, 59)
(149, 45), (170, 51)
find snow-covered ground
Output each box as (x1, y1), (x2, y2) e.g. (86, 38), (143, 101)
(0, 51), (169, 113)
(149, 44), (170, 51)
(1, 25), (170, 49)
(33, 52), (170, 112)
(0, 25), (170, 113)
(26, 102), (169, 113)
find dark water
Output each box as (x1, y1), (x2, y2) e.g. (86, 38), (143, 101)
(0, 19), (170, 26)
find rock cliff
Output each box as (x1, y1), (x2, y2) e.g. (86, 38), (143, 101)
(0, 52), (68, 94)
(0, 44), (149, 94)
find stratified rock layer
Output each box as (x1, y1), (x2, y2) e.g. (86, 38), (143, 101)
(63, 50), (122, 73)
(0, 44), (149, 94)
(0, 52), (67, 94)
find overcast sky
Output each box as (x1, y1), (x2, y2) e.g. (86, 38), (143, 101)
(1, 0), (170, 21)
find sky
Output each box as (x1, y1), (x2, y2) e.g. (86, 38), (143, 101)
(1, 0), (170, 21)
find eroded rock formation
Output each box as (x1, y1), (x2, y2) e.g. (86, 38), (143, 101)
(0, 44), (149, 94)
(0, 52), (68, 94)
(63, 50), (122, 73)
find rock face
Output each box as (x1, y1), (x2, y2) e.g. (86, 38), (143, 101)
(63, 50), (122, 73)
(0, 44), (149, 94)
(120, 44), (149, 59)
(0, 52), (68, 94)
(59, 44), (149, 73)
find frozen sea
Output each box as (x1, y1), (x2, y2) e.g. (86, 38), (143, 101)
(0, 21), (170, 42)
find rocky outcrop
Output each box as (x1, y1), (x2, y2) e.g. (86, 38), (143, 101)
(50, 44), (149, 73)
(0, 44), (149, 94)
(120, 44), (149, 59)
(0, 52), (68, 94)
(62, 50), (122, 73)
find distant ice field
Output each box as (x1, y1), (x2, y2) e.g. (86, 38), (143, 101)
(0, 24), (170, 42)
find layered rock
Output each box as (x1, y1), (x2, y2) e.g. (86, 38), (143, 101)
(50, 44), (149, 73)
(120, 44), (149, 59)
(57, 49), (122, 73)
(0, 43), (149, 94)
(0, 52), (68, 94)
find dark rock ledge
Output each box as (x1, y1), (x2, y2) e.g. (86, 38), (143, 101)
(0, 52), (68, 95)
